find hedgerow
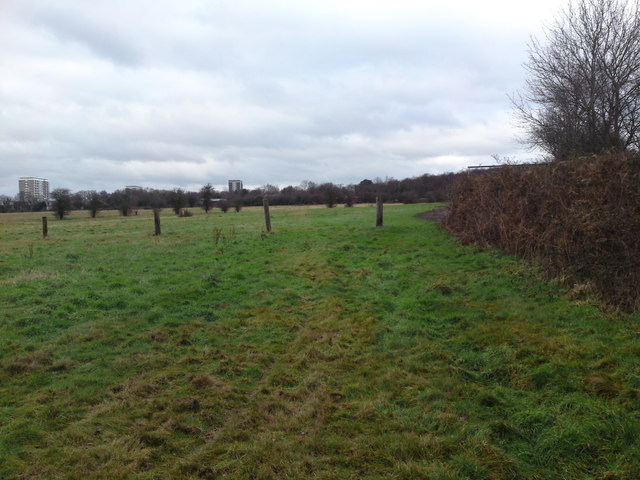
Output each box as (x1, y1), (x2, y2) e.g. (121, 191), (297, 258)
(445, 153), (640, 310)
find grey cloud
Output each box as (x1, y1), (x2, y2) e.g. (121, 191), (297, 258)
(0, 0), (560, 195)
(33, 7), (141, 66)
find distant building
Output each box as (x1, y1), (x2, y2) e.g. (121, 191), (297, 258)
(228, 180), (243, 193)
(125, 185), (143, 190)
(18, 177), (49, 202)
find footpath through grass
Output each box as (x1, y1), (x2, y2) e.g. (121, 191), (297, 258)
(0, 204), (639, 479)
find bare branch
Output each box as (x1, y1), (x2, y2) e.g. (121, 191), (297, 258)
(513, 0), (640, 158)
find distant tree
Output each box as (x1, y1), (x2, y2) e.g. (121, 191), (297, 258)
(108, 189), (132, 215)
(51, 188), (72, 220)
(513, 0), (640, 159)
(148, 190), (165, 210)
(97, 190), (111, 209)
(234, 199), (243, 212)
(219, 201), (229, 213)
(344, 191), (354, 207)
(356, 179), (376, 203)
(262, 184), (280, 195)
(169, 188), (186, 215)
(186, 191), (199, 208)
(322, 183), (337, 208)
(14, 192), (32, 212)
(71, 192), (85, 210)
(299, 180), (317, 191)
(32, 201), (47, 212)
(0, 195), (13, 213)
(119, 193), (131, 216)
(120, 204), (131, 216)
(201, 184), (214, 213)
(88, 193), (102, 218)
(123, 187), (144, 210)
(398, 191), (418, 204)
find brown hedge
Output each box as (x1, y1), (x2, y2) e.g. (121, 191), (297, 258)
(445, 154), (640, 310)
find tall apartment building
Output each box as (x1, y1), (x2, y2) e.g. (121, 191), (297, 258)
(228, 179), (243, 193)
(18, 177), (50, 202)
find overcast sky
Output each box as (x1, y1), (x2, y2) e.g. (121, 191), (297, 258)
(0, 0), (568, 195)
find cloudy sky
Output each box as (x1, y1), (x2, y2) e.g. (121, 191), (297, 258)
(0, 0), (568, 195)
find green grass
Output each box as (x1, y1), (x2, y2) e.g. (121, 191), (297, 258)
(1, 204), (639, 479)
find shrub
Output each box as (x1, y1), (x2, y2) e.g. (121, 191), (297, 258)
(445, 153), (640, 310)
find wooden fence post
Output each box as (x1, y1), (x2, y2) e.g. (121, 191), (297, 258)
(42, 216), (48, 238)
(153, 209), (161, 236)
(263, 197), (272, 232)
(376, 196), (383, 227)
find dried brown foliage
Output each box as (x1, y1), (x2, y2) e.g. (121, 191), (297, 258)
(445, 153), (640, 310)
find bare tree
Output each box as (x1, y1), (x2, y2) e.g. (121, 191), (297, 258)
(344, 191), (354, 207)
(169, 188), (186, 215)
(200, 184), (214, 213)
(88, 192), (102, 218)
(513, 0), (640, 159)
(51, 189), (72, 220)
(0, 195), (13, 213)
(322, 183), (337, 208)
(117, 191), (132, 216)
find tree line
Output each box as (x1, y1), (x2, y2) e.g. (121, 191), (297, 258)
(0, 172), (457, 216)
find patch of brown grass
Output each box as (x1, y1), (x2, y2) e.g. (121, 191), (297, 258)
(3, 350), (53, 374)
(1, 270), (58, 285)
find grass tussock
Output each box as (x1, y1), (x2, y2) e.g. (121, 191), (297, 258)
(445, 153), (640, 310)
(3, 349), (53, 374)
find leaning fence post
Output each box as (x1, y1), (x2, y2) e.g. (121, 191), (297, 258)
(376, 196), (383, 227)
(153, 209), (161, 236)
(263, 197), (272, 232)
(42, 216), (48, 238)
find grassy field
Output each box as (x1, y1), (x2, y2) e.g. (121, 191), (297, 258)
(1, 204), (639, 480)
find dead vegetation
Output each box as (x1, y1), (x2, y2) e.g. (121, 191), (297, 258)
(0, 270), (58, 285)
(445, 153), (640, 310)
(3, 350), (53, 374)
